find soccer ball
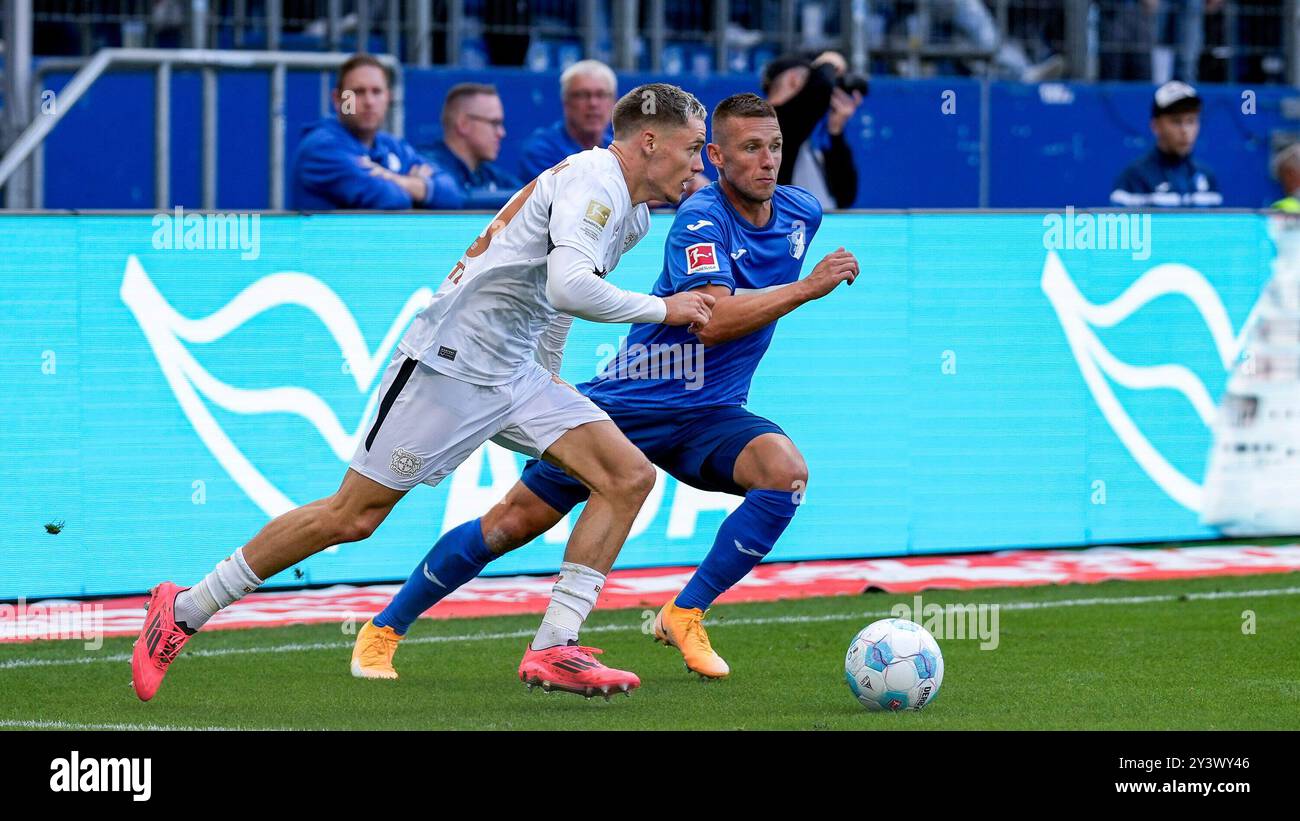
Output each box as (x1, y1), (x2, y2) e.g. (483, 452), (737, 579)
(844, 618), (944, 712)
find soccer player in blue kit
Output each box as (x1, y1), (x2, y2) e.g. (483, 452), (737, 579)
(353, 93), (861, 684)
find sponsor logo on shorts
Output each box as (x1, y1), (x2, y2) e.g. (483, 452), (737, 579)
(390, 448), (424, 479)
(437, 345), (457, 361)
(685, 242), (720, 274)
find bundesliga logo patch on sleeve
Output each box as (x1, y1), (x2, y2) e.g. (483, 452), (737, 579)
(686, 242), (721, 274)
(584, 200), (612, 228)
(580, 200), (612, 243)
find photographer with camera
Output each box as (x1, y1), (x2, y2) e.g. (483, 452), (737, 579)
(761, 50), (866, 210)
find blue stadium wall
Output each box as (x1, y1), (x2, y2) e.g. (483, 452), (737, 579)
(0, 211), (1274, 599)
(35, 67), (1296, 210)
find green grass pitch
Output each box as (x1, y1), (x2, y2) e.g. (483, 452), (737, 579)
(3, 573), (1298, 730)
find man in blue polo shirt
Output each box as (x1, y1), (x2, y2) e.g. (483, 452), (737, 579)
(517, 60), (617, 181)
(292, 54), (453, 210)
(1111, 81), (1222, 207)
(422, 83), (522, 211)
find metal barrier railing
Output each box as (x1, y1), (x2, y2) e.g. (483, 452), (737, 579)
(0, 48), (404, 210)
(15, 0), (1298, 84)
(19, 0), (873, 73)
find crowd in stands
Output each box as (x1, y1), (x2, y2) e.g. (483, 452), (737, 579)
(293, 51), (1300, 213)
(291, 51), (866, 211)
(17, 3), (1299, 210)
(25, 0), (1289, 88)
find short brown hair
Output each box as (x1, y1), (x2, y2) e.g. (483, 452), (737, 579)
(611, 83), (707, 141)
(442, 82), (499, 131)
(335, 54), (392, 92)
(711, 93), (777, 140)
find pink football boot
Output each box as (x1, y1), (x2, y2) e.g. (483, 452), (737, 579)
(518, 642), (640, 700)
(131, 582), (195, 701)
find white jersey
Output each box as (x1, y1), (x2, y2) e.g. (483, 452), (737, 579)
(399, 147), (652, 385)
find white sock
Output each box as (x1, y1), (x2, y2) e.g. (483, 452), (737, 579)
(531, 562), (605, 650)
(174, 547), (264, 631)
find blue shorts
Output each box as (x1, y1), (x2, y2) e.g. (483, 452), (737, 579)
(521, 403), (786, 514)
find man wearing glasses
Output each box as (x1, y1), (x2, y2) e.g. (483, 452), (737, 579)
(425, 83), (522, 210)
(517, 60), (618, 182)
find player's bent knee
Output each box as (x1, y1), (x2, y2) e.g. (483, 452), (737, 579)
(622, 457), (657, 502)
(749, 457), (809, 493)
(591, 454), (655, 506)
(339, 511), (384, 545)
(482, 501), (548, 554)
(323, 496), (391, 545)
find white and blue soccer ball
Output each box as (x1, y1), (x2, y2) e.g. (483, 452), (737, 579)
(844, 618), (944, 712)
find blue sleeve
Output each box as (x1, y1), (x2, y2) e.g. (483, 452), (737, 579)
(294, 136), (413, 210)
(394, 142), (447, 209)
(1112, 163), (1145, 194)
(489, 164), (523, 191)
(423, 168), (468, 209)
(664, 215), (735, 293)
(805, 191), (825, 234)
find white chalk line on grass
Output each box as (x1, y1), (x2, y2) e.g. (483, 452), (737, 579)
(2, 584), (1298, 673)
(0, 719), (314, 732)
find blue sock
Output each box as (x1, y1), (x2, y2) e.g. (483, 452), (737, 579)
(675, 488), (799, 611)
(373, 518), (495, 635)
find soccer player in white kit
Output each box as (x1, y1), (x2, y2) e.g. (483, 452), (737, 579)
(132, 83), (714, 701)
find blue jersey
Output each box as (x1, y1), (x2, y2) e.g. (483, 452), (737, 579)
(517, 119), (615, 182)
(1110, 148), (1222, 207)
(581, 183), (823, 410)
(424, 140), (522, 211)
(291, 117), (439, 210)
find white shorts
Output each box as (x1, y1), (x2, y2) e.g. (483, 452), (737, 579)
(349, 352), (610, 491)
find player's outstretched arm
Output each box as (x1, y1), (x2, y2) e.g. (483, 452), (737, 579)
(545, 245), (714, 330)
(693, 246), (858, 346)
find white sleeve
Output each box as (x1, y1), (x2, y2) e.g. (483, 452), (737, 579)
(546, 244), (667, 324)
(548, 173), (622, 265)
(534, 313), (574, 374)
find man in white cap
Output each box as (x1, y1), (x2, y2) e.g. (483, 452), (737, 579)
(1111, 81), (1222, 208)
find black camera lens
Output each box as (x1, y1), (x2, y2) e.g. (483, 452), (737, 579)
(836, 74), (870, 97)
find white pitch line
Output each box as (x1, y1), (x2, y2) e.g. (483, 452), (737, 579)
(2, 584), (1298, 673)
(0, 719), (310, 732)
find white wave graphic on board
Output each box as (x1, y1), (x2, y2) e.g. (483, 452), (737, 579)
(121, 255), (432, 518)
(1041, 250), (1255, 512)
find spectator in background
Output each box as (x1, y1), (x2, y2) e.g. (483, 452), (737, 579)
(762, 50), (863, 209)
(1111, 81), (1221, 207)
(930, 0), (1065, 82)
(517, 60), (617, 180)
(1155, 0), (1224, 83)
(291, 54), (446, 210)
(1100, 0), (1157, 82)
(424, 83), (521, 210)
(1270, 144), (1300, 212)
